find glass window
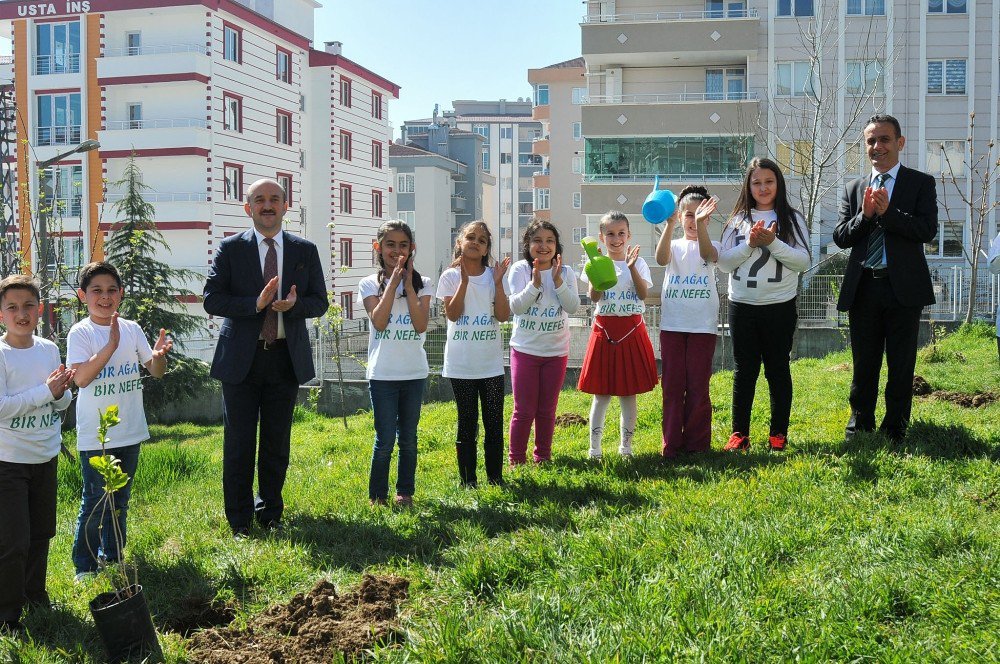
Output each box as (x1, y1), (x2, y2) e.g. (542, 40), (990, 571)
(39, 165), (83, 217)
(925, 140), (965, 175)
(572, 156), (582, 173)
(127, 103), (142, 129)
(223, 94), (241, 132)
(277, 111), (291, 144)
(126, 31), (141, 56)
(277, 174), (292, 205)
(777, 0), (813, 16)
(276, 49), (291, 83)
(339, 184), (352, 213)
(534, 84), (549, 106)
(927, 61), (943, 93)
(223, 25), (240, 63)
(340, 78), (352, 107)
(928, 59), (966, 94)
(847, 0), (885, 14)
(481, 149), (490, 172)
(571, 87), (588, 104)
(35, 93), (81, 146)
(340, 292), (354, 319)
(372, 92), (383, 120)
(500, 127), (513, 139)
(776, 61), (817, 97)
(340, 131), (352, 160)
(473, 124), (489, 138)
(500, 153), (512, 165)
(340, 238), (353, 267)
(707, 68), (746, 100)
(534, 188), (550, 210)
(584, 136), (751, 178)
(398, 210), (415, 226)
(372, 141), (382, 169)
(224, 165), (242, 200)
(573, 122), (582, 140)
(397, 173), (414, 193)
(572, 192), (582, 209)
(372, 190), (383, 218)
(845, 60), (884, 95)
(35, 22), (81, 75)
(928, 0), (966, 13)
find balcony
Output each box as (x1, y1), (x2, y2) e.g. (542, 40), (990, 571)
(35, 125), (82, 147)
(532, 136), (550, 156)
(582, 94), (759, 135)
(532, 104), (550, 121)
(451, 195), (467, 213)
(582, 10), (759, 67)
(98, 119), (210, 153)
(33, 54), (81, 76)
(97, 44), (210, 83)
(103, 191), (210, 221)
(533, 171), (550, 188)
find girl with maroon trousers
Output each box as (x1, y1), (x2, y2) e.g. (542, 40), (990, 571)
(655, 186), (721, 458)
(504, 220), (580, 464)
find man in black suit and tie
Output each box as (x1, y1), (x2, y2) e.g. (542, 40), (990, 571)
(834, 114), (938, 442)
(204, 179), (328, 537)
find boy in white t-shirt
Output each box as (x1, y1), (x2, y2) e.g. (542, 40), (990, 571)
(66, 262), (172, 580)
(0, 275), (75, 635)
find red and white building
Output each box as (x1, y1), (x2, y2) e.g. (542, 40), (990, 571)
(0, 0), (399, 336)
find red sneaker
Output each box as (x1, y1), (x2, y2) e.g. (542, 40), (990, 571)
(724, 433), (750, 452)
(769, 434), (787, 451)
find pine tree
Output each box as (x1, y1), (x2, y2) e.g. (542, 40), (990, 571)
(103, 154), (210, 417)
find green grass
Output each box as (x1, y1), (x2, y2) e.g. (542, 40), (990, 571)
(2, 324), (998, 662)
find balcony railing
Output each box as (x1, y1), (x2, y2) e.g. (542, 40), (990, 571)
(584, 173), (741, 182)
(42, 196), (83, 217)
(33, 54), (81, 75)
(588, 91), (759, 104)
(105, 118), (210, 130)
(102, 43), (209, 58)
(582, 9), (757, 23)
(104, 192), (208, 202)
(36, 125), (82, 146)
(451, 195), (467, 212)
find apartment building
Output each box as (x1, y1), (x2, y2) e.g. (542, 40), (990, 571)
(528, 57), (587, 269)
(581, 0), (999, 271)
(0, 0), (398, 332)
(402, 99), (542, 261)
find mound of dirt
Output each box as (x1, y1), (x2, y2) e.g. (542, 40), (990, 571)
(186, 574), (409, 663)
(554, 413), (588, 427)
(912, 375), (932, 395)
(928, 390), (997, 408)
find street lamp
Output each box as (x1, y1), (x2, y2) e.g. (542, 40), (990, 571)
(36, 138), (99, 335)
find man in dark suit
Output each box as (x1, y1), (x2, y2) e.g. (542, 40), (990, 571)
(834, 114), (938, 441)
(204, 179), (328, 537)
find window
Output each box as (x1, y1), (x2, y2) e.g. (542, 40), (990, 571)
(340, 292), (354, 319)
(276, 110), (292, 145)
(572, 192), (582, 209)
(776, 140), (813, 176)
(573, 122), (582, 140)
(706, 0), (747, 17)
(500, 127), (513, 139)
(928, 0), (966, 13)
(845, 141), (864, 174)
(777, 0), (813, 16)
(585, 135), (751, 178)
(340, 131), (352, 160)
(223, 23), (241, 63)
(35, 22), (80, 74)
(372, 91), (383, 119)
(277, 173), (292, 205)
(500, 177), (512, 189)
(340, 237), (353, 268)
(127, 103), (142, 129)
(571, 87), (588, 104)
(35, 93), (81, 146)
(38, 165), (83, 217)
(926, 220), (964, 257)
(397, 173), (415, 193)
(372, 141), (383, 169)
(276, 47), (291, 83)
(706, 68), (747, 100)
(500, 153), (512, 165)
(534, 188), (550, 210)
(927, 59), (966, 95)
(847, 0), (884, 14)
(845, 60), (884, 95)
(398, 210), (415, 226)
(372, 190), (383, 218)
(340, 77), (352, 107)
(925, 140), (965, 176)
(776, 61), (817, 97)
(481, 149), (490, 171)
(473, 124), (489, 138)
(534, 84), (549, 106)
(339, 183), (352, 213)
(224, 164), (243, 201)
(126, 31), (141, 56)
(223, 93), (242, 132)
(573, 227), (586, 244)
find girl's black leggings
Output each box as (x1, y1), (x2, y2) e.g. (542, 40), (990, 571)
(450, 375), (505, 485)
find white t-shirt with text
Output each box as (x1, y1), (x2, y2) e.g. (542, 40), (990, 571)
(660, 239), (722, 334)
(504, 260), (581, 357)
(581, 257), (652, 316)
(67, 317), (154, 451)
(436, 266), (504, 379)
(359, 274), (433, 381)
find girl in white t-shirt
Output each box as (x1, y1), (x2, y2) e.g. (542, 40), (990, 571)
(717, 158), (810, 453)
(436, 221), (510, 487)
(654, 185), (721, 459)
(360, 220), (432, 507)
(578, 211), (658, 459)
(504, 219), (580, 465)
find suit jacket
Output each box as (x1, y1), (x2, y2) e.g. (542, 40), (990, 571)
(204, 229), (329, 385)
(833, 164), (938, 310)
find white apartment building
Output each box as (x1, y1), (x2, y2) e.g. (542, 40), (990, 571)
(528, 57), (587, 270)
(581, 0), (999, 273)
(0, 0), (398, 332)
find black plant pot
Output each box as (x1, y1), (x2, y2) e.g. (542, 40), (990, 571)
(89, 584), (163, 663)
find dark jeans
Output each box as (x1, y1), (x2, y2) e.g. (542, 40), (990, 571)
(846, 273), (922, 438)
(729, 298), (797, 437)
(450, 375), (505, 485)
(368, 378), (425, 500)
(222, 342), (299, 532)
(0, 457), (57, 623)
(73, 445), (140, 574)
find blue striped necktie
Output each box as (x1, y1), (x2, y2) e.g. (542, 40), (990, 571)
(864, 172), (890, 268)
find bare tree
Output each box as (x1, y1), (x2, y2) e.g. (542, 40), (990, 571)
(937, 112), (1000, 324)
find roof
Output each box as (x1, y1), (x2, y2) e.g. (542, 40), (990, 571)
(544, 57), (586, 69)
(388, 143), (433, 157)
(452, 115), (537, 123)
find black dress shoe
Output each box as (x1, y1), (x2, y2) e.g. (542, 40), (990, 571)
(232, 526), (251, 540)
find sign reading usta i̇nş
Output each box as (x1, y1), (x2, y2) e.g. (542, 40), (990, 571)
(1, 2), (92, 19)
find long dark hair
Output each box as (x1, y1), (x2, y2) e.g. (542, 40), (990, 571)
(520, 218), (563, 263)
(451, 220), (493, 269)
(375, 219), (423, 297)
(728, 157), (808, 250)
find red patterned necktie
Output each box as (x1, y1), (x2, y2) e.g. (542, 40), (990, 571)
(262, 237), (278, 344)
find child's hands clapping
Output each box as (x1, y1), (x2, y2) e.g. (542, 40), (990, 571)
(696, 197), (717, 225)
(151, 328), (173, 359)
(749, 220), (777, 247)
(105, 312), (121, 353)
(494, 256), (511, 286)
(531, 258), (543, 288)
(625, 244), (641, 268)
(551, 254), (563, 289)
(46, 364), (75, 399)
(459, 260), (469, 286)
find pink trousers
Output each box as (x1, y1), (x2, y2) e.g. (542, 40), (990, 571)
(660, 330), (717, 457)
(509, 348), (568, 464)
